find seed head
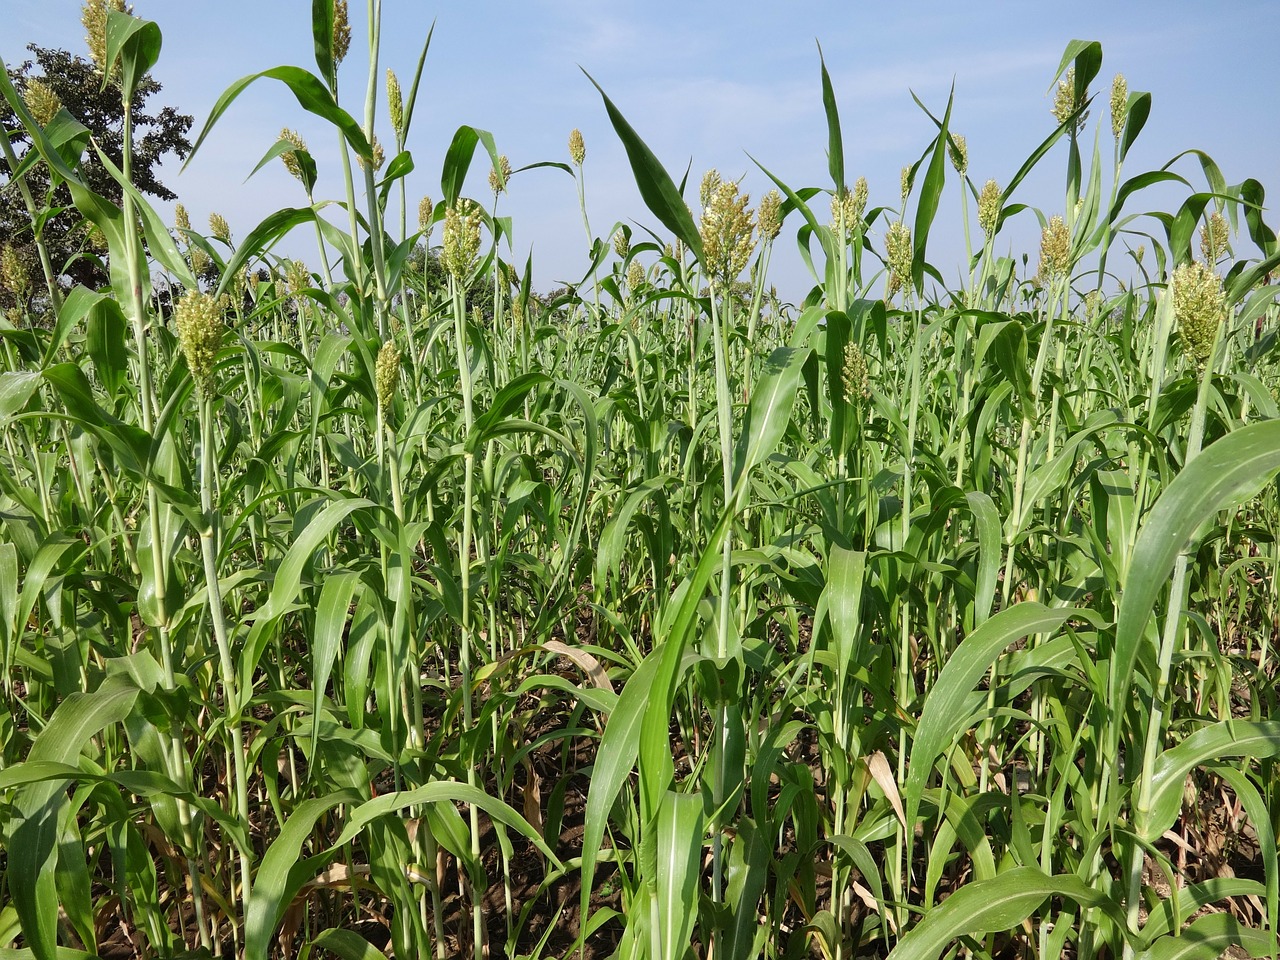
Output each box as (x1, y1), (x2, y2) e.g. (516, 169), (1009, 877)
(900, 166), (913, 207)
(280, 128), (308, 182)
(841, 340), (870, 402)
(1172, 260), (1226, 366)
(1200, 210), (1230, 263)
(418, 196), (434, 238)
(174, 291), (225, 398)
(190, 246), (211, 278)
(488, 154), (512, 195)
(885, 221), (912, 301)
(375, 339), (400, 411)
(699, 169), (722, 210)
(22, 79), (61, 126)
(978, 179), (1001, 238)
(332, 0), (351, 66)
(948, 132), (968, 175)
(626, 258), (645, 292)
(830, 184), (862, 237)
(386, 69), (403, 141)
(1135, 244), (1145, 265)
(1, 245), (31, 299)
(81, 0), (131, 77)
(1052, 67), (1090, 129)
(442, 198), (483, 282)
(174, 202), (191, 234)
(209, 212), (231, 243)
(1110, 73), (1128, 140)
(1037, 215), (1070, 283)
(285, 259), (310, 296)
(758, 188), (783, 242)
(698, 172), (756, 286)
(357, 135), (385, 173)
(613, 230), (630, 259)
(568, 128), (586, 166)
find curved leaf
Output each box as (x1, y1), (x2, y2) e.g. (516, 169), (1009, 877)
(886, 866), (1124, 960)
(1111, 421), (1280, 749)
(1138, 720), (1280, 842)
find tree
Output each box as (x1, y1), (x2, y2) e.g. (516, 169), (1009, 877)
(0, 44), (193, 314)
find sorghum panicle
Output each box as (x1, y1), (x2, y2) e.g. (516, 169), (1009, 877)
(1200, 211), (1230, 263)
(386, 70), (403, 141)
(285, 260), (310, 297)
(442, 199), (483, 282)
(699, 169), (722, 210)
(758, 189), (783, 242)
(280, 128), (308, 182)
(978, 180), (1001, 238)
(81, 0), (131, 77)
(357, 136), (385, 173)
(852, 177), (869, 226)
(613, 230), (630, 259)
(418, 197), (434, 238)
(1110, 73), (1128, 140)
(948, 133), (968, 175)
(209, 213), (231, 244)
(900, 166), (913, 207)
(488, 155), (512, 196)
(841, 340), (870, 402)
(1, 245), (31, 299)
(1172, 260), (1226, 365)
(699, 171), (756, 286)
(568, 128), (586, 166)
(332, 0), (351, 66)
(885, 221), (912, 300)
(1037, 215), (1070, 283)
(174, 203), (191, 234)
(1052, 67), (1090, 128)
(626, 258), (645, 292)
(375, 340), (400, 411)
(22, 79), (61, 126)
(174, 291), (225, 398)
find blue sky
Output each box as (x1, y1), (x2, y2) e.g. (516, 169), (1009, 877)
(5, 1), (1279, 301)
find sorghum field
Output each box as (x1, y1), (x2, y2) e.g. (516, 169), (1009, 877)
(3, 3), (1280, 959)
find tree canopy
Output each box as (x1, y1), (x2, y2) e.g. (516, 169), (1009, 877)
(0, 44), (193, 314)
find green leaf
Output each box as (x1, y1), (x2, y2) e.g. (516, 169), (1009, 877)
(309, 572), (362, 768)
(311, 0), (336, 88)
(655, 791), (704, 960)
(245, 790), (361, 960)
(185, 66), (371, 173)
(9, 676), (139, 960)
(885, 866), (1125, 960)
(1120, 91), (1152, 162)
(240, 496), (376, 692)
(1111, 421), (1280, 752)
(0, 372), (42, 419)
(104, 12), (162, 102)
(730, 306), (823, 495)
(581, 69), (703, 262)
(723, 817), (770, 960)
(305, 928), (386, 960)
(1138, 720), (1280, 842)
(397, 21), (435, 144)
(580, 652), (662, 946)
(905, 603), (1090, 833)
(1137, 913), (1275, 960)
(909, 86), (955, 296)
(216, 206), (325, 299)
(817, 42), (844, 191)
